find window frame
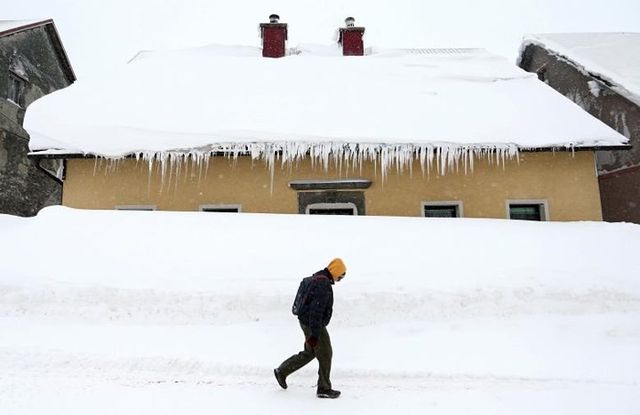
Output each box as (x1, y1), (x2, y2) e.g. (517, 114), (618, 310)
(506, 199), (549, 221)
(199, 204), (242, 213)
(115, 205), (157, 211)
(421, 201), (463, 218)
(7, 70), (26, 107)
(305, 202), (358, 215)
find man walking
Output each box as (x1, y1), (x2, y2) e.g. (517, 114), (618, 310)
(274, 258), (346, 399)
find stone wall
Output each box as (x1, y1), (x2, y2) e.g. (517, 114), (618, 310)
(519, 44), (640, 223)
(0, 24), (72, 216)
(0, 130), (61, 216)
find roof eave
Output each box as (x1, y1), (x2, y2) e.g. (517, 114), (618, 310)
(45, 21), (76, 83)
(28, 144), (632, 161)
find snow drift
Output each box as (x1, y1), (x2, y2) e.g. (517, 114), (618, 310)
(1, 207), (639, 414)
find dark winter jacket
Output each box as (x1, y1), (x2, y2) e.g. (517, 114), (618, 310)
(297, 269), (334, 337)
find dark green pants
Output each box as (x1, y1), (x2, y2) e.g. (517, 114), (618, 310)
(277, 322), (333, 390)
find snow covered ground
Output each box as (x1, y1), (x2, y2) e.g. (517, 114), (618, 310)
(1, 207), (640, 414)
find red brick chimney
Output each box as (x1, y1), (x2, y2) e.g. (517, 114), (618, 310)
(260, 14), (287, 58)
(338, 17), (365, 56)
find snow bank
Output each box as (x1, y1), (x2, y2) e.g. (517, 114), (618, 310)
(1, 206), (639, 323)
(1, 207), (639, 414)
(521, 33), (640, 106)
(2, 206), (640, 297)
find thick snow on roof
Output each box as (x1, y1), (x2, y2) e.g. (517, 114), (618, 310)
(25, 43), (627, 164)
(522, 33), (640, 106)
(27, 130), (82, 153)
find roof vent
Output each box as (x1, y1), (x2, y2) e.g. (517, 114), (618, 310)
(260, 14), (288, 58)
(338, 17), (365, 56)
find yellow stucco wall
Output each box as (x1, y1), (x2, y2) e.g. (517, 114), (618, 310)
(62, 151), (603, 221)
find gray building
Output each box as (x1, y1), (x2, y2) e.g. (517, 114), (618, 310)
(0, 19), (75, 216)
(518, 33), (639, 223)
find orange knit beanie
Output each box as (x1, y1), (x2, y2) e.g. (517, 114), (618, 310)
(327, 258), (347, 280)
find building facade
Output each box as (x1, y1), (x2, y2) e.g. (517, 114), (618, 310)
(57, 151), (603, 220)
(25, 18), (628, 221)
(0, 20), (75, 216)
(519, 34), (639, 223)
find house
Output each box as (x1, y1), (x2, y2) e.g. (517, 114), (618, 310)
(24, 16), (628, 221)
(0, 19), (75, 216)
(518, 33), (640, 223)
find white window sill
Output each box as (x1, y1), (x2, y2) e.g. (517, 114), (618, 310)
(6, 98), (23, 109)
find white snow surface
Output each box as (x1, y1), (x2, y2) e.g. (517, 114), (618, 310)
(1, 206), (640, 414)
(522, 33), (640, 106)
(25, 43), (627, 164)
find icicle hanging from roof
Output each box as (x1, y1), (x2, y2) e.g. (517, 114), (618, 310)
(99, 141), (522, 189)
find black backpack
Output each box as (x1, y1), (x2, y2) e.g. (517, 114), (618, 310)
(292, 276), (315, 316)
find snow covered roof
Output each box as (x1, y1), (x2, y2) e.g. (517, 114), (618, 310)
(521, 33), (640, 106)
(25, 42), (628, 171)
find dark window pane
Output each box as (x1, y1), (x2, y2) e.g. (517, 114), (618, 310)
(536, 67), (547, 82)
(308, 208), (354, 215)
(509, 204), (542, 221)
(424, 205), (458, 218)
(8, 73), (24, 106)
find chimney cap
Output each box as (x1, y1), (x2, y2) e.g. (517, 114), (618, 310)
(345, 17), (356, 27)
(269, 14), (280, 23)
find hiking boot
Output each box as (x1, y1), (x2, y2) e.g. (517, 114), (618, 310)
(274, 368), (287, 390)
(317, 388), (341, 399)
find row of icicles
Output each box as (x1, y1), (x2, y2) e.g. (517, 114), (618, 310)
(89, 142), (572, 191)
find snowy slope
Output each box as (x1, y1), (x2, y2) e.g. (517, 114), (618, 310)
(1, 207), (639, 414)
(522, 33), (640, 106)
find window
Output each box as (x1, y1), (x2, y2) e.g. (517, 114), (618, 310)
(115, 205), (156, 211)
(507, 200), (548, 221)
(422, 201), (463, 218)
(290, 179), (370, 215)
(305, 202), (357, 215)
(200, 204), (241, 213)
(7, 71), (25, 106)
(509, 204), (542, 221)
(536, 67), (547, 82)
